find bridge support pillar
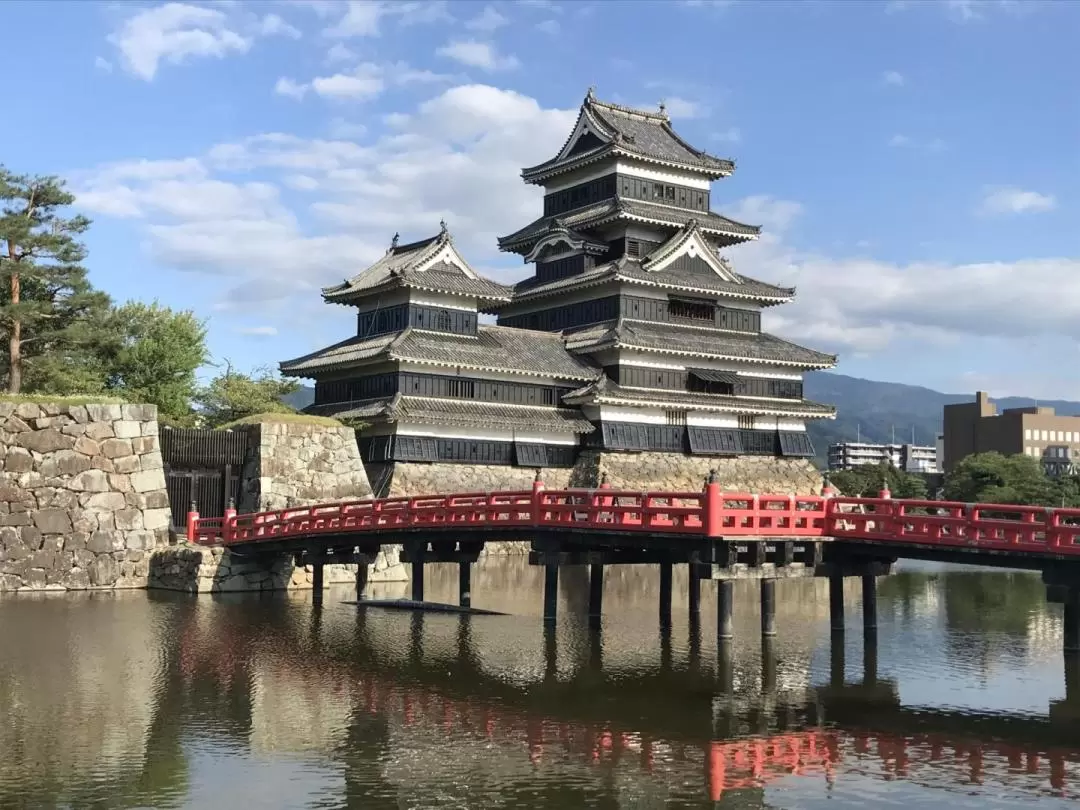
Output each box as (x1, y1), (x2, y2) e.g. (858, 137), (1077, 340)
(1065, 587), (1080, 653)
(864, 624), (879, 685)
(829, 575), (845, 634)
(543, 564), (559, 624)
(311, 555), (325, 604)
(830, 628), (845, 687)
(659, 562), (673, 628)
(760, 578), (777, 637)
(862, 574), (878, 633)
(688, 565), (701, 620)
(458, 561), (472, 609)
(588, 563), (604, 623)
(717, 579), (734, 641)
(411, 559), (425, 603)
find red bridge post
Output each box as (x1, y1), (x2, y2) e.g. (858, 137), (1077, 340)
(223, 498), (237, 544)
(185, 501), (199, 544)
(703, 469), (722, 538)
(531, 470), (545, 527)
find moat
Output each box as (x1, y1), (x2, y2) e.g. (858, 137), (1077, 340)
(1, 557), (1077, 809)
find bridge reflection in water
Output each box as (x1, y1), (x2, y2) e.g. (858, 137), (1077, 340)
(168, 561), (1080, 808)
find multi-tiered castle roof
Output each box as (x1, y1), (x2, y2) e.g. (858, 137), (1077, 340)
(282, 90), (836, 473)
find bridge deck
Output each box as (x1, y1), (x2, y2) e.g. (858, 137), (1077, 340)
(189, 482), (1080, 575)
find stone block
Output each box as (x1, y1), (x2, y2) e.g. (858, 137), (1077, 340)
(130, 469), (164, 494)
(84, 422), (115, 440)
(85, 404), (122, 422)
(69, 469), (110, 492)
(142, 490), (170, 510)
(68, 405), (89, 424)
(14, 403), (42, 421)
(114, 509), (143, 531)
(140, 451), (163, 471)
(87, 530), (119, 553)
(143, 508), (171, 532)
(112, 455), (139, 474)
(100, 438), (134, 459)
(33, 509), (72, 535)
(113, 420), (141, 439)
(88, 554), (117, 586)
(84, 491), (126, 512)
(73, 436), (101, 457)
(18, 428), (74, 454)
(3, 447), (33, 473)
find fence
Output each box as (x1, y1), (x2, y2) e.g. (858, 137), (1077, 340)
(160, 426), (252, 529)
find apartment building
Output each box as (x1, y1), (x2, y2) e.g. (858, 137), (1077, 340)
(827, 441), (939, 473)
(942, 391), (1080, 475)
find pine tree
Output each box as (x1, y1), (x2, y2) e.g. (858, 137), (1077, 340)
(0, 167), (99, 394)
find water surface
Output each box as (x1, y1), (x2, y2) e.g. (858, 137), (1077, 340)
(1, 557), (1077, 808)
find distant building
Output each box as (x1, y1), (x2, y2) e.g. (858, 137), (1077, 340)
(942, 391), (1080, 476)
(827, 441), (939, 473)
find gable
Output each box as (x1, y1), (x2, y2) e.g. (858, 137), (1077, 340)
(641, 229), (740, 283)
(415, 240), (479, 279)
(555, 107), (613, 163)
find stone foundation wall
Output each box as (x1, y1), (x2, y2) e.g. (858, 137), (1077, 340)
(238, 421), (373, 512)
(0, 403), (171, 592)
(148, 543), (405, 593)
(368, 462), (574, 498)
(367, 453), (822, 500)
(225, 419), (403, 588)
(579, 451), (824, 495)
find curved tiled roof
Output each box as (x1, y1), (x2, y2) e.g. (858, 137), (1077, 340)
(562, 376), (835, 419)
(522, 92), (735, 182)
(323, 226), (512, 305)
(498, 197), (759, 253)
(509, 256), (795, 307)
(281, 325), (597, 380)
(563, 319), (836, 369)
(319, 395), (594, 433)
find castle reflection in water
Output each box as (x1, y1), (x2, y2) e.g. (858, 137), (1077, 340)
(0, 558), (1077, 809)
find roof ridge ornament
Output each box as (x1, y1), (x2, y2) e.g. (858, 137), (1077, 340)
(586, 86), (596, 102)
(388, 232), (399, 254)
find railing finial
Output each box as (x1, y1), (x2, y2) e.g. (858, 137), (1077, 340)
(600, 472), (609, 485)
(708, 468), (718, 484)
(534, 469), (543, 483)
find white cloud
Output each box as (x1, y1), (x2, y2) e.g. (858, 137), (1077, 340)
(107, 2), (252, 80)
(715, 197), (1080, 358)
(311, 63), (385, 99)
(711, 127), (741, 143)
(977, 187), (1057, 216)
(324, 0), (451, 37)
(325, 42), (357, 63)
(95, 56), (113, 73)
(324, 0), (383, 36)
(436, 40), (519, 71)
(235, 325), (279, 336)
(465, 5), (508, 31)
(275, 76), (309, 99)
(888, 134), (911, 147)
(536, 19), (560, 34)
(661, 96), (705, 119)
(882, 70), (905, 86)
(257, 13), (302, 38)
(76, 84), (575, 309)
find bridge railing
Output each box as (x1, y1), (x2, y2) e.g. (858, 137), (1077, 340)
(184, 482), (1080, 556)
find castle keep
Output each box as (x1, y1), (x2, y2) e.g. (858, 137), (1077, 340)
(281, 90), (836, 494)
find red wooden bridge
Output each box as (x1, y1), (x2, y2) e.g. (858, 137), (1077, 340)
(189, 478), (1080, 557)
(186, 476), (1080, 651)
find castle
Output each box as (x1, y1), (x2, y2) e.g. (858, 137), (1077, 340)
(281, 90), (836, 496)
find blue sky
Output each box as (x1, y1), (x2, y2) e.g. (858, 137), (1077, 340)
(2, 0), (1078, 397)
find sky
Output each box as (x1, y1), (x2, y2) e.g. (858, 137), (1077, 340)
(2, 0), (1078, 398)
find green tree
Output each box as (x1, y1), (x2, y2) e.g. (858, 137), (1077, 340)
(102, 301), (207, 425)
(942, 451), (1055, 505)
(829, 462), (929, 499)
(195, 365), (299, 427)
(0, 167), (105, 394)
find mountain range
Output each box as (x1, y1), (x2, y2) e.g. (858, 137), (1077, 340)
(284, 373), (1080, 463)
